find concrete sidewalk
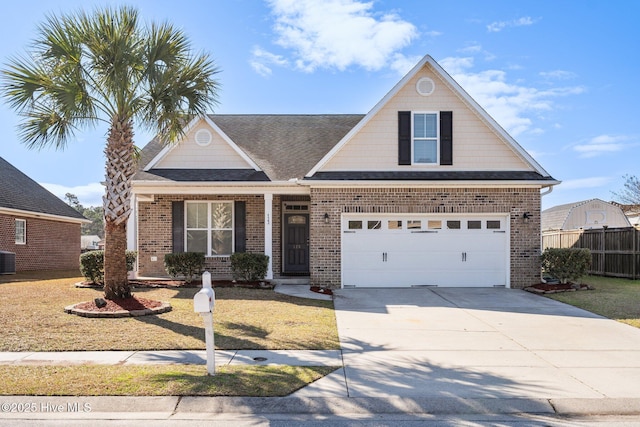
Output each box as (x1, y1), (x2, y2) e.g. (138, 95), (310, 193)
(0, 349), (341, 366)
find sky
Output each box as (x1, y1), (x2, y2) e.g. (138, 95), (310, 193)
(0, 0), (638, 210)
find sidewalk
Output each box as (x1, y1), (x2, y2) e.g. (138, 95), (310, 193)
(0, 349), (341, 367)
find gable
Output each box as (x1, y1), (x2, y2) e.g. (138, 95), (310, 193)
(318, 61), (530, 173)
(152, 120), (255, 170)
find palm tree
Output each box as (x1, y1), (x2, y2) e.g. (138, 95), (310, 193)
(1, 6), (220, 299)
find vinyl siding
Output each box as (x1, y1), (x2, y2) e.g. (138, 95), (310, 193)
(155, 122), (252, 169)
(322, 62), (529, 172)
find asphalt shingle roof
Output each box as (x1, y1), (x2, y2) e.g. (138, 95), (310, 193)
(135, 114), (556, 185)
(135, 114), (365, 182)
(0, 156), (86, 220)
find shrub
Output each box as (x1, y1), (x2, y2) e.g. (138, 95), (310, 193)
(79, 250), (137, 284)
(230, 252), (269, 282)
(164, 252), (205, 284)
(541, 248), (591, 284)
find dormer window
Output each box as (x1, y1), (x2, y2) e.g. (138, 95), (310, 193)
(413, 112), (439, 164)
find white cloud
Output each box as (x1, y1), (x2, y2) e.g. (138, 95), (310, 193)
(559, 176), (615, 190)
(540, 70), (578, 80)
(249, 47), (289, 77)
(487, 16), (538, 33)
(439, 56), (584, 136)
(573, 134), (637, 158)
(41, 182), (104, 207)
(256, 0), (418, 74)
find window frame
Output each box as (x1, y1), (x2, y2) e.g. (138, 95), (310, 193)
(184, 201), (234, 257)
(15, 219), (26, 245)
(412, 111), (440, 165)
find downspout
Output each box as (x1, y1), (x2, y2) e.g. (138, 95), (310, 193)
(540, 185), (554, 197)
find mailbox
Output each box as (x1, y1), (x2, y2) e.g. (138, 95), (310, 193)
(194, 287), (214, 313)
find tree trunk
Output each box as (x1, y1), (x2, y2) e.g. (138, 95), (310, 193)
(104, 219), (130, 299)
(103, 117), (135, 300)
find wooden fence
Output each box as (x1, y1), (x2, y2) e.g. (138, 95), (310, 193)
(542, 227), (640, 279)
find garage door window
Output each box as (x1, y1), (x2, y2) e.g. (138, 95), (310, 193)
(388, 220), (402, 230)
(408, 220), (421, 230)
(447, 220), (461, 229)
(348, 220), (363, 230)
(368, 220), (382, 230)
(468, 220), (481, 230)
(487, 220), (501, 229)
(428, 220), (442, 229)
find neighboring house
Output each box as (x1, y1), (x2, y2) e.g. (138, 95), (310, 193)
(81, 235), (104, 252)
(542, 199), (632, 231)
(129, 55), (558, 289)
(0, 156), (88, 272)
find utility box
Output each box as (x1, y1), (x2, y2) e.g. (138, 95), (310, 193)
(0, 251), (16, 275)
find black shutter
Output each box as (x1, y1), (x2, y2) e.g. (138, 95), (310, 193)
(234, 201), (246, 253)
(172, 201), (184, 253)
(398, 111), (411, 165)
(440, 111), (453, 165)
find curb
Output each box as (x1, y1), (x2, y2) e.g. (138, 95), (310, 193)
(3, 396), (640, 419)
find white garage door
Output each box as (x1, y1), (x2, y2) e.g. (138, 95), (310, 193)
(341, 214), (509, 288)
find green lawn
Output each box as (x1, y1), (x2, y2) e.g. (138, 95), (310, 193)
(0, 270), (340, 351)
(545, 275), (640, 328)
(0, 365), (337, 396)
(0, 270), (340, 396)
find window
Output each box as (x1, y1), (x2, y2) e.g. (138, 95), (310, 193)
(468, 220), (482, 230)
(186, 202), (233, 256)
(388, 220), (403, 230)
(487, 220), (501, 229)
(15, 219), (26, 244)
(367, 221), (382, 230)
(447, 220), (461, 230)
(407, 220), (421, 230)
(428, 220), (442, 229)
(348, 220), (363, 230)
(413, 112), (438, 164)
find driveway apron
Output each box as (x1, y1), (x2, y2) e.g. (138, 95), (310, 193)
(295, 288), (640, 399)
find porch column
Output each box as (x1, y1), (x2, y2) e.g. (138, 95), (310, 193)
(264, 193), (273, 279)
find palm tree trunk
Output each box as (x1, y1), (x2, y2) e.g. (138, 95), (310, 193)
(103, 117), (135, 300)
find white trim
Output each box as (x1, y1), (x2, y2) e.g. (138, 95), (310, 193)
(132, 182), (310, 196)
(412, 111), (439, 165)
(306, 55), (553, 179)
(185, 200), (235, 257)
(15, 218), (26, 245)
(0, 207), (90, 224)
(304, 180), (559, 188)
(264, 194), (273, 279)
(143, 116), (262, 172)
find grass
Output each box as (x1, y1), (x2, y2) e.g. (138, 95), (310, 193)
(0, 270), (340, 351)
(0, 365), (337, 396)
(545, 275), (640, 328)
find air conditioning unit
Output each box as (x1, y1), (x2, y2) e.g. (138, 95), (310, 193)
(0, 251), (16, 275)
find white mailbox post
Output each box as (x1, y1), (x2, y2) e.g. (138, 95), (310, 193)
(194, 271), (215, 375)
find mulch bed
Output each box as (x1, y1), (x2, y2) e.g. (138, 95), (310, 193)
(524, 282), (593, 294)
(310, 286), (333, 296)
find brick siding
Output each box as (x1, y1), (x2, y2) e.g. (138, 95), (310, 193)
(137, 194), (272, 278)
(309, 187), (541, 289)
(0, 214), (81, 271)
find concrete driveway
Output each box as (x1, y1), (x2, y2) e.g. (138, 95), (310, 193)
(295, 287), (640, 400)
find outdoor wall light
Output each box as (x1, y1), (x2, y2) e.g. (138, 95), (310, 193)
(324, 213), (330, 224)
(522, 212), (532, 221)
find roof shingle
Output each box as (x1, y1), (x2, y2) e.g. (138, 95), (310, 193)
(0, 156), (86, 220)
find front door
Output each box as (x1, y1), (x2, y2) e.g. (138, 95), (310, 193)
(283, 213), (310, 274)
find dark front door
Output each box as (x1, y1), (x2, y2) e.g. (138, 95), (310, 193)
(283, 213), (309, 274)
